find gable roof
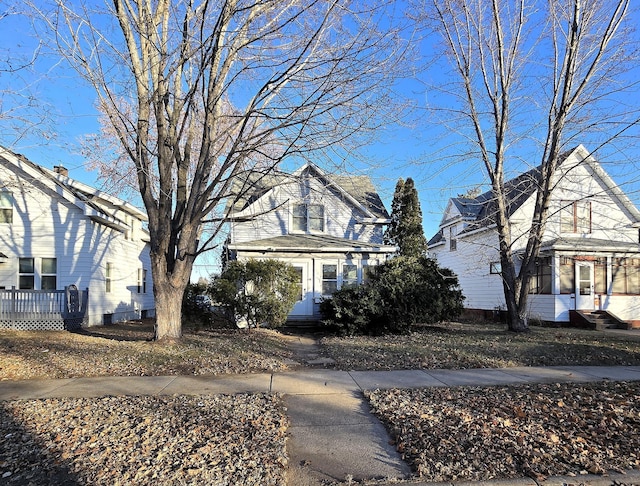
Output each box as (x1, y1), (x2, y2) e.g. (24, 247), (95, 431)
(0, 146), (148, 232)
(430, 145), (640, 246)
(226, 163), (389, 221)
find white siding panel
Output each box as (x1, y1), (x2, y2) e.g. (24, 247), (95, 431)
(230, 176), (380, 244)
(0, 162), (154, 327)
(433, 229), (506, 310)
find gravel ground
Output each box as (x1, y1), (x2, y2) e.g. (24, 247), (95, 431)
(0, 393), (288, 486)
(366, 380), (640, 483)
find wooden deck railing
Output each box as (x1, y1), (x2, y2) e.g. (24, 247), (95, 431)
(0, 286), (88, 330)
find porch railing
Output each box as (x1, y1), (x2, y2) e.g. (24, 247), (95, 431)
(0, 286), (88, 331)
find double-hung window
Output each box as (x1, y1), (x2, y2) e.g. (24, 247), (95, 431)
(0, 192), (13, 224)
(561, 200), (591, 234)
(41, 258), (57, 290)
(292, 203), (324, 233)
(19, 258), (35, 289)
(18, 258), (56, 290)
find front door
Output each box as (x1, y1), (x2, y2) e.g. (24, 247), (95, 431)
(288, 263), (312, 317)
(575, 261), (595, 310)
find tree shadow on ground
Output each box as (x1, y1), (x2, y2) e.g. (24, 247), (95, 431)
(73, 320), (155, 342)
(0, 403), (79, 485)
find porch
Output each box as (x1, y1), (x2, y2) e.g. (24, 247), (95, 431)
(0, 286), (89, 331)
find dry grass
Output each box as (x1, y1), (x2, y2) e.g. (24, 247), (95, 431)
(2, 320), (640, 381)
(320, 321), (640, 371)
(0, 320), (295, 381)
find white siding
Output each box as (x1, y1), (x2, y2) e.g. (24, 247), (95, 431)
(432, 228), (506, 310)
(230, 177), (382, 244)
(0, 161), (154, 326)
(432, 146), (640, 323)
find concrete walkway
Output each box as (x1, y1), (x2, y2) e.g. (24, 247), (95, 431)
(2, 365), (640, 485)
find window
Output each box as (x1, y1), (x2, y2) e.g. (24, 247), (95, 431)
(19, 258), (35, 290)
(612, 258), (640, 294)
(449, 225), (457, 251)
(0, 192), (13, 223)
(362, 265), (375, 283)
(292, 203), (324, 233)
(106, 262), (112, 293)
(594, 257), (607, 294)
(559, 257), (574, 294)
(530, 257), (551, 294)
(561, 201), (591, 234)
(41, 258), (57, 290)
(137, 268), (147, 293)
(342, 264), (358, 289)
(322, 264), (337, 295)
(490, 262), (502, 274)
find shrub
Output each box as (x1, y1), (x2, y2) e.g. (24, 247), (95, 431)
(210, 259), (300, 328)
(320, 256), (464, 335)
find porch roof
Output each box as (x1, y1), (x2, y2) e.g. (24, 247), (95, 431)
(539, 237), (640, 254)
(228, 234), (396, 253)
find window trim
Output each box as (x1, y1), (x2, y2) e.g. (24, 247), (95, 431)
(106, 262), (113, 293)
(19, 257), (35, 290)
(0, 191), (13, 224)
(291, 203), (325, 234)
(560, 200), (592, 234)
(40, 258), (57, 290)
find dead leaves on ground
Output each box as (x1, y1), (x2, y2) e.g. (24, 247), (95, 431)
(367, 381), (640, 482)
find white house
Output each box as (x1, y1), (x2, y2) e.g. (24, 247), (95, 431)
(0, 147), (155, 328)
(428, 145), (640, 328)
(224, 163), (395, 321)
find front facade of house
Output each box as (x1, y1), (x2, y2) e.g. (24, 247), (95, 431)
(0, 147), (155, 327)
(429, 145), (640, 327)
(225, 163), (395, 321)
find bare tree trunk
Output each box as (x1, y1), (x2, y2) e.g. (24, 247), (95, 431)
(421, 0), (634, 333)
(152, 277), (185, 341)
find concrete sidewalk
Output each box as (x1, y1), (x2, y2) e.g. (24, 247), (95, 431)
(2, 365), (640, 485)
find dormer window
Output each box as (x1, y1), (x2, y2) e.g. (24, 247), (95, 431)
(449, 225), (457, 251)
(292, 203), (324, 233)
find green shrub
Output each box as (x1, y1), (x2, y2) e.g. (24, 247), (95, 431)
(320, 256), (464, 335)
(210, 259), (300, 328)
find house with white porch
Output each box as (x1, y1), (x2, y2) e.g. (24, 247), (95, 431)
(0, 147), (155, 329)
(428, 145), (640, 328)
(224, 163), (395, 322)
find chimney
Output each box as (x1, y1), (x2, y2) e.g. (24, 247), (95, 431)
(53, 165), (69, 177)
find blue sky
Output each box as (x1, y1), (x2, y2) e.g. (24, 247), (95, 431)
(2, 1), (640, 280)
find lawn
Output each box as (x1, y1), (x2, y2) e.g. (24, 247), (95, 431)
(0, 321), (295, 380)
(2, 319), (640, 484)
(320, 321), (640, 370)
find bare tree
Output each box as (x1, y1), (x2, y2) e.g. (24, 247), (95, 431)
(416, 0), (639, 331)
(0, 3), (53, 148)
(30, 0), (405, 340)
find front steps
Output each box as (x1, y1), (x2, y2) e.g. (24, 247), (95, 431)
(570, 310), (630, 330)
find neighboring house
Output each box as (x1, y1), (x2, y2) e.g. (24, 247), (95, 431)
(0, 147), (155, 328)
(428, 145), (640, 328)
(224, 163), (395, 321)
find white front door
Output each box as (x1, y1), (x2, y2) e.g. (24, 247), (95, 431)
(289, 262), (312, 317)
(575, 261), (595, 310)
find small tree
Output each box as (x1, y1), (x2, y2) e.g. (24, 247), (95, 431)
(384, 178), (428, 257)
(211, 259), (300, 329)
(320, 256), (464, 335)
